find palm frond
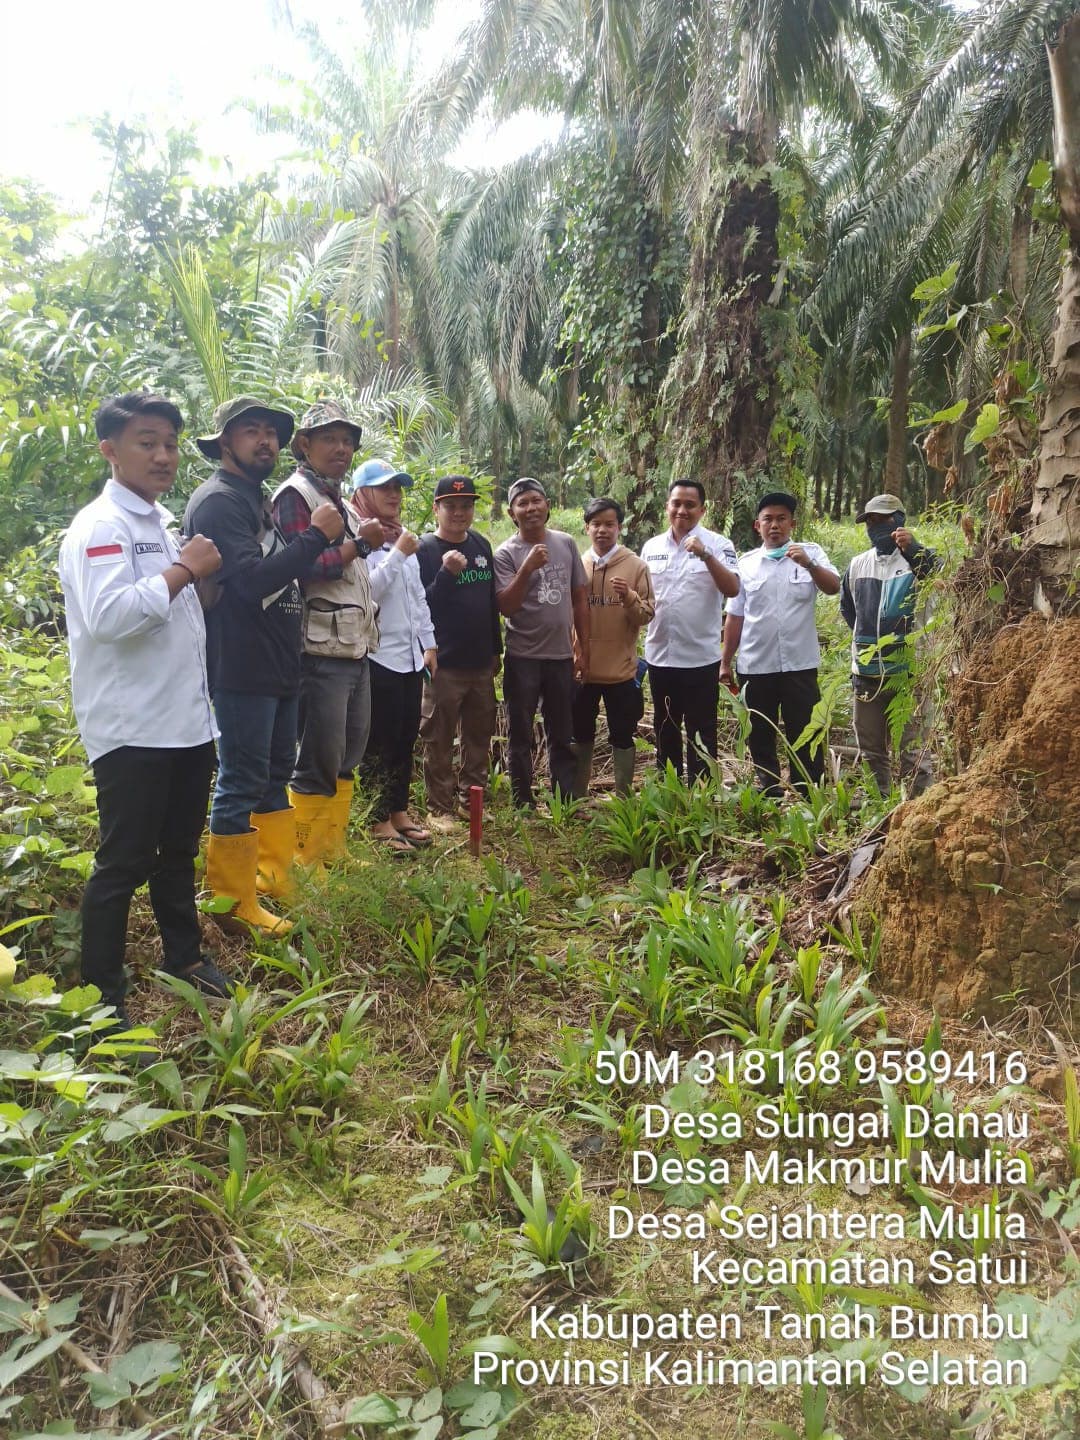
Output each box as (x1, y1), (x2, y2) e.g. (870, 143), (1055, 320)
(160, 245), (232, 406)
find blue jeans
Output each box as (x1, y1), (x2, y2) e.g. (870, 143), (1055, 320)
(211, 689), (300, 834)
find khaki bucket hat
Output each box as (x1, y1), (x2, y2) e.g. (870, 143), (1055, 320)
(856, 492), (905, 522)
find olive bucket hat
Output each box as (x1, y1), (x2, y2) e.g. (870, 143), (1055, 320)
(291, 399), (364, 461)
(196, 396), (295, 460)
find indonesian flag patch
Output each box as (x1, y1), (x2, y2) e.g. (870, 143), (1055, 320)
(86, 543), (124, 566)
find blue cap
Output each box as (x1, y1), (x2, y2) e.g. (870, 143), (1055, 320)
(352, 457), (413, 489)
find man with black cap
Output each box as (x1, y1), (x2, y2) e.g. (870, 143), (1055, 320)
(272, 401), (381, 871)
(417, 475), (501, 825)
(840, 492), (939, 796)
(494, 478), (589, 808)
(184, 396), (345, 933)
(721, 491), (839, 797)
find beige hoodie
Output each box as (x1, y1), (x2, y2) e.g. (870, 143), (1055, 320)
(581, 545), (654, 684)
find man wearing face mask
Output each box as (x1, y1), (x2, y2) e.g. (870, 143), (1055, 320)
(721, 491), (839, 797)
(840, 492), (939, 797)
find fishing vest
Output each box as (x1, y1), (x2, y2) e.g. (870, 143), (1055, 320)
(272, 472), (379, 661)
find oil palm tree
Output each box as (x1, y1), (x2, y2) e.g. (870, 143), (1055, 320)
(251, 21), (453, 380)
(801, 0), (1077, 515)
(416, 0), (927, 510)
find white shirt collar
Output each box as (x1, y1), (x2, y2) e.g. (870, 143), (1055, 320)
(104, 477), (171, 520)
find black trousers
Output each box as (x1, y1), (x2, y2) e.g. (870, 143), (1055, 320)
(648, 662), (720, 782)
(742, 668), (823, 796)
(572, 679), (643, 749)
(503, 655), (576, 805)
(359, 661), (424, 819)
(82, 742), (216, 1006)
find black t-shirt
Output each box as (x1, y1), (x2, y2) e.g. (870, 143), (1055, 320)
(183, 469), (329, 696)
(417, 530), (502, 669)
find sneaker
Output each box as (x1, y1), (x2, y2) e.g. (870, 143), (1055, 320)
(170, 957), (236, 999)
(427, 811), (460, 835)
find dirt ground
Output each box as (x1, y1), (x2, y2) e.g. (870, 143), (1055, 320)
(858, 614), (1080, 1019)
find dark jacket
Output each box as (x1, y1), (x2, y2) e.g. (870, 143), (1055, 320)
(183, 468), (329, 696)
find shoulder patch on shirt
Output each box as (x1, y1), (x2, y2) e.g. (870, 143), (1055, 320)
(134, 541), (164, 556)
(86, 543), (125, 565)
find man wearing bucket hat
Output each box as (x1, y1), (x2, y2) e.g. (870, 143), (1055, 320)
(271, 401), (382, 871)
(184, 396), (345, 933)
(840, 491), (939, 796)
(417, 475), (502, 826)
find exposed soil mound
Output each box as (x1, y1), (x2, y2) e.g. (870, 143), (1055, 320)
(856, 614), (1080, 1018)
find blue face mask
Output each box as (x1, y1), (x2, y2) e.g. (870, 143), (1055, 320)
(763, 542), (790, 560)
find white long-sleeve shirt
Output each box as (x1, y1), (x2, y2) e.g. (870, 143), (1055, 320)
(641, 524), (739, 668)
(726, 543), (838, 674)
(365, 543), (436, 673)
(58, 478), (216, 762)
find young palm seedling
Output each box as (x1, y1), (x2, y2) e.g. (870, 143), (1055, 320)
(503, 1158), (591, 1271)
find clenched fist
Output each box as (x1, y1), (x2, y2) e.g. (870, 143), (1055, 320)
(356, 517), (385, 548)
(311, 502), (345, 542)
(524, 543), (549, 573)
(442, 549), (468, 576)
(395, 530), (420, 556)
(178, 534), (221, 578)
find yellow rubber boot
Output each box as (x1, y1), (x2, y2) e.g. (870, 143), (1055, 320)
(251, 807), (297, 900)
(326, 778), (354, 860)
(288, 789), (336, 868)
(206, 830), (293, 938)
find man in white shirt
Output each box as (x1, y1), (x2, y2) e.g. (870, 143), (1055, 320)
(720, 491), (839, 797)
(641, 479), (740, 782)
(58, 392), (231, 1026)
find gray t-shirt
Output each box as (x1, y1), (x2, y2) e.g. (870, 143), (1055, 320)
(494, 529), (586, 659)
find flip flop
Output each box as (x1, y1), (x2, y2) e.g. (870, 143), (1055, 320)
(374, 831), (418, 856)
(396, 823), (433, 848)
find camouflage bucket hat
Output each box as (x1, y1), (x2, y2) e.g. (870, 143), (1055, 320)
(291, 399), (364, 460)
(197, 396), (295, 460)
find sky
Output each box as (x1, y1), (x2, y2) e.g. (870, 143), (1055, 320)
(0, 0), (541, 224)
